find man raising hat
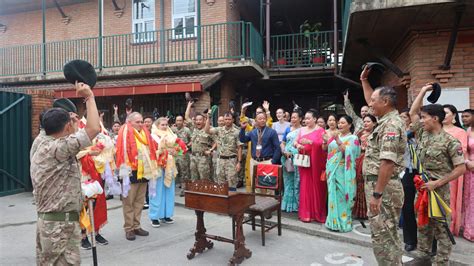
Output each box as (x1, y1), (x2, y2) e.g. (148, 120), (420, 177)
(31, 82), (100, 265)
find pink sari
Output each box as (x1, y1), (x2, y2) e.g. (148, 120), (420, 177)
(444, 126), (467, 236)
(297, 127), (327, 223)
(463, 128), (474, 241)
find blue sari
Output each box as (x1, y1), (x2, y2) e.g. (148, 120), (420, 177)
(325, 134), (360, 232)
(281, 127), (300, 212)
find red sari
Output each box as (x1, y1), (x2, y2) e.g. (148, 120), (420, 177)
(297, 127), (327, 223)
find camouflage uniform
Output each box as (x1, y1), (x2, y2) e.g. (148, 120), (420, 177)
(363, 110), (406, 266)
(173, 126), (192, 184)
(344, 98), (363, 134)
(412, 121), (464, 265)
(210, 126), (242, 188)
(190, 127), (214, 180)
(31, 129), (92, 266)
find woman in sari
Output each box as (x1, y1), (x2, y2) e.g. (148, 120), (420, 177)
(443, 104), (467, 236)
(324, 115), (360, 232)
(463, 120), (474, 241)
(149, 117), (187, 227)
(280, 110), (302, 212)
(353, 114), (376, 220)
(294, 109), (327, 223)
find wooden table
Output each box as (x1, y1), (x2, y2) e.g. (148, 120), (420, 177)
(184, 180), (255, 265)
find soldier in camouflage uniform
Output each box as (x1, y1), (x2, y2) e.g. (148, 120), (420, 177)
(409, 84), (466, 265)
(205, 112), (242, 189)
(31, 82), (100, 265)
(185, 101), (215, 181)
(172, 115), (192, 196)
(361, 66), (407, 266)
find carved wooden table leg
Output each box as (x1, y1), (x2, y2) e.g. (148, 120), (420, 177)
(187, 210), (214, 260)
(229, 212), (252, 265)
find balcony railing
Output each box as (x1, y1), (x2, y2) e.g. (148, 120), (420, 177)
(0, 21), (263, 77)
(270, 31), (340, 68)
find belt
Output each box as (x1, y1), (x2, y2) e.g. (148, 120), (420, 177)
(191, 152), (208, 156)
(365, 175), (399, 182)
(38, 212), (79, 222)
(252, 157), (272, 162)
(219, 155), (237, 159)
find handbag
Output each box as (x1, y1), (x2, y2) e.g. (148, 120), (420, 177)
(294, 152), (310, 168)
(285, 157), (295, 172)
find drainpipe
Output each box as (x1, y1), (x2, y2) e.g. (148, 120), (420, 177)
(197, 0), (201, 63)
(260, 0), (263, 34)
(333, 0), (338, 74)
(440, 4), (464, 70)
(265, 0), (270, 68)
(98, 0), (103, 70)
(42, 0), (46, 75)
(160, 0), (164, 64)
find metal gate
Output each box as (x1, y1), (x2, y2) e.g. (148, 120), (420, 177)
(0, 91), (32, 196)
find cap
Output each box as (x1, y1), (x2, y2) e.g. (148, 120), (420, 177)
(63, 59), (97, 88)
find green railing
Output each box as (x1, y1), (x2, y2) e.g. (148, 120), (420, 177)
(270, 31), (338, 68)
(0, 21), (262, 77)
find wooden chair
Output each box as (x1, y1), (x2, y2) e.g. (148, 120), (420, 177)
(234, 164), (283, 246)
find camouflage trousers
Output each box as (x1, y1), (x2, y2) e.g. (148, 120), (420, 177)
(175, 154), (190, 184)
(216, 157), (238, 188)
(190, 154), (212, 181)
(365, 179), (404, 266)
(238, 149), (247, 183)
(36, 218), (81, 265)
(418, 184), (452, 265)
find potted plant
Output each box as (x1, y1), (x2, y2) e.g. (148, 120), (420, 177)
(299, 20), (327, 66)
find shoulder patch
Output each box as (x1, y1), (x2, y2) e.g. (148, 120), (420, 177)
(384, 132), (397, 141)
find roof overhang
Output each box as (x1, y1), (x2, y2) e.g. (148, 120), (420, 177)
(341, 1), (474, 79)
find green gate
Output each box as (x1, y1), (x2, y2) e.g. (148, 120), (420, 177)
(0, 91), (32, 196)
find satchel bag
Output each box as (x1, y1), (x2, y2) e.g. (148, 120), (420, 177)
(294, 152), (310, 168)
(285, 157), (295, 172)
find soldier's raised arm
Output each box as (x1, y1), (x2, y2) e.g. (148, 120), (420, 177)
(360, 65), (373, 105)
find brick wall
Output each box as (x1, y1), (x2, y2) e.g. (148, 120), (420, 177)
(381, 29), (474, 109)
(26, 90), (55, 139)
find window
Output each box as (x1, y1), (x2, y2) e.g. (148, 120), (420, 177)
(132, 0), (156, 43)
(172, 0), (196, 38)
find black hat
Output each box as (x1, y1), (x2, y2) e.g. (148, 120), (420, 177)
(361, 62), (386, 73)
(125, 98), (133, 109)
(427, 83), (442, 104)
(53, 98), (77, 114)
(63, 60), (97, 88)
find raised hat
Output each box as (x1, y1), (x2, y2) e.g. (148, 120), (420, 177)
(53, 98), (77, 114)
(63, 59), (97, 88)
(427, 83), (442, 104)
(361, 62), (386, 73)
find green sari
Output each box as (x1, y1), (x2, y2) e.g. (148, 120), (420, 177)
(325, 134), (360, 232)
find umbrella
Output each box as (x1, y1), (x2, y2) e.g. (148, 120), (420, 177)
(409, 143), (456, 245)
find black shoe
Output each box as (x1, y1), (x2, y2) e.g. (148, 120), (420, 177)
(164, 218), (174, 224)
(95, 234), (109, 245)
(405, 244), (416, 252)
(81, 237), (92, 250)
(143, 203), (149, 210)
(151, 219), (161, 228)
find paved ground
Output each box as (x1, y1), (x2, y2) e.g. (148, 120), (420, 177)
(1, 192), (473, 265)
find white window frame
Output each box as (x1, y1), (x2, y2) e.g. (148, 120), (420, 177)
(132, 0), (156, 43)
(172, 0), (197, 39)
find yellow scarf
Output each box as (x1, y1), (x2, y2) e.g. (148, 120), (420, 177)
(151, 124), (178, 187)
(134, 129), (158, 180)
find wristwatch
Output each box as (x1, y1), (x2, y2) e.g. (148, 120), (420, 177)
(372, 192), (383, 199)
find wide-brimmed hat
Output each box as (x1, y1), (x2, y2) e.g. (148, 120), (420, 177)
(427, 83), (442, 104)
(63, 59), (97, 88)
(53, 98), (77, 114)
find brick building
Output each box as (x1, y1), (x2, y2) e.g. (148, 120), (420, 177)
(1, 0), (473, 138)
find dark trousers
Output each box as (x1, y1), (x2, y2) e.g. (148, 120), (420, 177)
(401, 169), (417, 246)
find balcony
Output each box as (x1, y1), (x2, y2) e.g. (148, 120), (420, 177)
(270, 30), (341, 69)
(0, 21), (263, 77)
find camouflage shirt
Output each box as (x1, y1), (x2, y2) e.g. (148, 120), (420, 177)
(190, 127), (214, 153)
(173, 126), (192, 146)
(31, 129), (92, 213)
(363, 110), (406, 176)
(211, 126), (242, 157)
(412, 121), (464, 180)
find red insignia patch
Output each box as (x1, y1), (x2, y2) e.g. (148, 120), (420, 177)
(384, 132), (397, 141)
